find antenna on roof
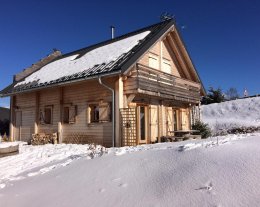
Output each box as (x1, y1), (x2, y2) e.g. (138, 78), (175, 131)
(160, 12), (174, 21)
(111, 26), (115, 39)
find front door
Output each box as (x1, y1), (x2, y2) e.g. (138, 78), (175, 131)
(138, 105), (148, 144)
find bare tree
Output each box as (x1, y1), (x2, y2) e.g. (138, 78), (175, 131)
(226, 87), (239, 100)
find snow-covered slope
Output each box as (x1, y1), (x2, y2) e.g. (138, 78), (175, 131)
(1, 134), (260, 206)
(202, 97), (260, 132)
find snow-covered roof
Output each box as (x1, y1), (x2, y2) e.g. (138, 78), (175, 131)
(16, 31), (150, 87)
(0, 20), (175, 96)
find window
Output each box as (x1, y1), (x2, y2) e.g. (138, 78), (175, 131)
(88, 102), (112, 123)
(162, 59), (172, 74)
(63, 105), (77, 124)
(40, 106), (53, 125)
(63, 107), (70, 124)
(148, 54), (159, 69)
(89, 104), (99, 123)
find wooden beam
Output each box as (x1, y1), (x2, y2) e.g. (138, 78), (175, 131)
(163, 38), (186, 78)
(126, 94), (136, 105)
(58, 87), (63, 143)
(34, 92), (39, 134)
(167, 34), (191, 80)
(172, 30), (198, 81)
(9, 96), (15, 142)
(115, 76), (124, 147)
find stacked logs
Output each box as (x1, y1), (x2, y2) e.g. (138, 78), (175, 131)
(31, 133), (58, 145)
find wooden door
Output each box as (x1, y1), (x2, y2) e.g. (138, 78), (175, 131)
(149, 105), (158, 143)
(166, 107), (174, 135)
(15, 111), (22, 141)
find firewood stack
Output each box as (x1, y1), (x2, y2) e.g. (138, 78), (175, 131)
(31, 133), (58, 145)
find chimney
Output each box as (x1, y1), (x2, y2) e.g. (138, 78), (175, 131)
(111, 26), (115, 39)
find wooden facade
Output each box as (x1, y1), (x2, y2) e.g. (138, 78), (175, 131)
(6, 22), (204, 147)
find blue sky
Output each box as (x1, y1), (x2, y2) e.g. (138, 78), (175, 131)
(0, 0), (259, 107)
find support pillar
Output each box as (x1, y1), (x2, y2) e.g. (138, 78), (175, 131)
(115, 76), (124, 147)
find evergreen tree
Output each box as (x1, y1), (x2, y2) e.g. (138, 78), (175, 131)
(201, 87), (225, 105)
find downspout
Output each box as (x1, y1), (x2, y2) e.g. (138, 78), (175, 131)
(98, 76), (115, 147)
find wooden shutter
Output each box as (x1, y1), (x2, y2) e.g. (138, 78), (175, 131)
(69, 105), (77, 124)
(99, 102), (111, 122)
(150, 105), (158, 142)
(162, 59), (172, 74)
(39, 108), (45, 125)
(180, 109), (188, 130)
(166, 107), (174, 135)
(149, 55), (159, 69)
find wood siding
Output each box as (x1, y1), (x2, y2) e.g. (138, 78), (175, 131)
(15, 93), (36, 142)
(62, 80), (113, 147)
(13, 78), (115, 147)
(138, 40), (181, 77)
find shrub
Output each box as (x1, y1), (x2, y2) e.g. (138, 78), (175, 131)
(192, 120), (212, 138)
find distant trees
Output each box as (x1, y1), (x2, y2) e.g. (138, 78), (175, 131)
(225, 87), (240, 100)
(0, 119), (9, 136)
(201, 87), (225, 105)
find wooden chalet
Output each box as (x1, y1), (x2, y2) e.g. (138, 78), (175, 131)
(0, 19), (205, 147)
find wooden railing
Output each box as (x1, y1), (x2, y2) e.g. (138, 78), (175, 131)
(124, 64), (201, 103)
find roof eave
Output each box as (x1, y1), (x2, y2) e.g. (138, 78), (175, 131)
(0, 70), (122, 97)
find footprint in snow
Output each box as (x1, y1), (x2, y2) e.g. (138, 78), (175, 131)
(98, 188), (106, 193)
(112, 178), (121, 182)
(118, 183), (128, 188)
(196, 182), (213, 192)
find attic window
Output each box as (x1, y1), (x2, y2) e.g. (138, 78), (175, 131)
(149, 54), (159, 69)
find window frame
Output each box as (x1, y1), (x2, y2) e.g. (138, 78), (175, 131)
(40, 105), (53, 125)
(87, 101), (112, 124)
(62, 104), (77, 124)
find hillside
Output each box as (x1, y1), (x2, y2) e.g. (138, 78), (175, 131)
(0, 107), (10, 121)
(202, 97), (260, 132)
(1, 133), (260, 206)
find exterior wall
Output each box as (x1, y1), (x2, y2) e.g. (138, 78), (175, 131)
(15, 93), (36, 142)
(38, 88), (60, 134)
(12, 78), (115, 147)
(62, 80), (113, 147)
(138, 40), (181, 77)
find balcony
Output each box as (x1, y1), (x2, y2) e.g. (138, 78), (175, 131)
(124, 64), (201, 103)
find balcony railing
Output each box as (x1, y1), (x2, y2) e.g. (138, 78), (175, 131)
(124, 64), (201, 103)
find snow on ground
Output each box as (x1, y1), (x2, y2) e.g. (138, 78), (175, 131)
(0, 141), (19, 148)
(202, 96), (260, 132)
(1, 133), (260, 206)
(0, 143), (105, 189)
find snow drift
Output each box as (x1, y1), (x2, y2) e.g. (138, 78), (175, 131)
(1, 133), (260, 206)
(202, 96), (260, 132)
